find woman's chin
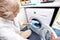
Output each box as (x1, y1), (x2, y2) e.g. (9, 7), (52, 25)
(7, 18), (14, 21)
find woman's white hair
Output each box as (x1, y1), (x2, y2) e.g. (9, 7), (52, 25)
(0, 0), (19, 18)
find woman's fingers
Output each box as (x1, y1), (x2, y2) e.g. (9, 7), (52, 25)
(55, 37), (60, 40)
(23, 22), (30, 26)
(51, 32), (55, 40)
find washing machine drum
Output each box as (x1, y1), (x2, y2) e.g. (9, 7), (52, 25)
(28, 18), (52, 40)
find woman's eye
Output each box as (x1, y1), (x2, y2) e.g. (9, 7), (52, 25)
(0, 11), (4, 14)
(0, 11), (6, 16)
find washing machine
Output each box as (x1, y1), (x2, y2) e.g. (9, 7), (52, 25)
(21, 7), (59, 40)
(23, 7), (59, 40)
(25, 7), (59, 26)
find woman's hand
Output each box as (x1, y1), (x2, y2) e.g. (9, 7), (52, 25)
(20, 30), (32, 39)
(51, 33), (55, 40)
(23, 20), (32, 26)
(55, 37), (60, 40)
(51, 32), (60, 40)
(23, 22), (30, 26)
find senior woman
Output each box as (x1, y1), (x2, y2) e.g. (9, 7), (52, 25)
(0, 0), (60, 40)
(0, 0), (31, 40)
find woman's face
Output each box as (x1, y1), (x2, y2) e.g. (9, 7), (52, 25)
(4, 5), (19, 21)
(0, 0), (19, 20)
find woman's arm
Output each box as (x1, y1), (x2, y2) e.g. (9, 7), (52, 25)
(0, 28), (28, 40)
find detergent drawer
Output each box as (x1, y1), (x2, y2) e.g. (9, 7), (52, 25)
(25, 8), (55, 25)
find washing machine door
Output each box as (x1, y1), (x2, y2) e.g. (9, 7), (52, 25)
(27, 18), (57, 40)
